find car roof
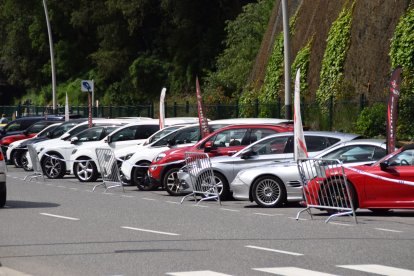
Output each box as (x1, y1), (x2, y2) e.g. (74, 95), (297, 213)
(209, 118), (292, 125)
(261, 131), (361, 140)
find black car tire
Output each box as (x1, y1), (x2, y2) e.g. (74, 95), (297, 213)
(164, 167), (187, 196)
(11, 150), (22, 168)
(74, 158), (99, 182)
(42, 153), (66, 179)
(0, 182), (6, 208)
(252, 175), (286, 208)
(132, 161), (155, 191)
(20, 151), (32, 171)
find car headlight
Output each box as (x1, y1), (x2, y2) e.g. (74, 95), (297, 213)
(153, 152), (166, 162)
(125, 153), (134, 160)
(71, 149), (77, 155)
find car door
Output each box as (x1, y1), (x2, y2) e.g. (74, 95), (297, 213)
(364, 149), (414, 207)
(228, 135), (291, 180)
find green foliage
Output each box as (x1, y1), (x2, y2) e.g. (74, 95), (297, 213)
(354, 103), (387, 138)
(316, 2), (354, 108)
(390, 5), (414, 140)
(205, 0), (275, 101)
(291, 38), (313, 94)
(255, 10), (298, 117)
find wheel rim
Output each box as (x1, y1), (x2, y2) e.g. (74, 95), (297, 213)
(166, 170), (180, 193)
(21, 153), (29, 169)
(44, 156), (62, 178)
(76, 161), (94, 181)
(255, 178), (281, 206)
(13, 152), (22, 167)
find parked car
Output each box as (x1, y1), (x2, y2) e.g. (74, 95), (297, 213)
(303, 143), (414, 213)
(0, 115), (65, 140)
(148, 122), (295, 195)
(231, 139), (387, 207)
(6, 122), (62, 167)
(0, 150), (6, 207)
(40, 123), (125, 179)
(0, 120), (60, 161)
(178, 131), (361, 200)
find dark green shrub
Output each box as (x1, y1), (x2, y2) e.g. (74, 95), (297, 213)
(354, 103), (386, 138)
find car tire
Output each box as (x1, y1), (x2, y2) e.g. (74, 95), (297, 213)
(132, 161), (155, 191)
(213, 172), (231, 201)
(74, 157), (99, 182)
(252, 175), (286, 208)
(320, 179), (358, 215)
(164, 167), (187, 196)
(11, 150), (22, 168)
(42, 153), (66, 179)
(21, 151), (32, 171)
(0, 182), (6, 208)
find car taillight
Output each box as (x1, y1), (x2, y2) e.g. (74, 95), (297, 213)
(0, 151), (3, 161)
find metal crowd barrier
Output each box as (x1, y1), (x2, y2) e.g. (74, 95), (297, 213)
(296, 158), (357, 224)
(180, 152), (221, 205)
(94, 148), (124, 192)
(23, 145), (44, 182)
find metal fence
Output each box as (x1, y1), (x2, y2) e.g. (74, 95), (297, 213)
(3, 94), (414, 133)
(94, 148), (124, 192)
(23, 145), (44, 182)
(296, 158), (357, 224)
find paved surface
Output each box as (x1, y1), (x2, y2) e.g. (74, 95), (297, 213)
(1, 166), (413, 276)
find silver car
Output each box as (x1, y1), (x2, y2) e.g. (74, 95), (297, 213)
(231, 139), (387, 207)
(178, 131), (361, 200)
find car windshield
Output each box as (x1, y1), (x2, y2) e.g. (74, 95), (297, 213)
(37, 124), (60, 138)
(76, 126), (119, 142)
(50, 122), (80, 138)
(321, 145), (386, 164)
(145, 126), (184, 145)
(236, 136), (290, 156)
(384, 148), (414, 166)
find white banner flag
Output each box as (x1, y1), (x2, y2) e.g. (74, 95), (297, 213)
(65, 92), (69, 121)
(159, 88), (166, 129)
(294, 68), (308, 161)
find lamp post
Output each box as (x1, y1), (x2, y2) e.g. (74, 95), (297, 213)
(42, 0), (57, 114)
(281, 0), (292, 120)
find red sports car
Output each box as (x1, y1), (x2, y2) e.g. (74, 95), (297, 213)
(304, 144), (414, 213)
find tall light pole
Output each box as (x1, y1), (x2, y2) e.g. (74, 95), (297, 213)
(42, 0), (57, 114)
(281, 0), (292, 120)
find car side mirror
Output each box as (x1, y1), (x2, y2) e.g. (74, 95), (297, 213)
(106, 136), (111, 143)
(240, 148), (255, 159)
(167, 139), (176, 147)
(70, 137), (79, 144)
(380, 161), (389, 171)
(204, 141), (215, 153)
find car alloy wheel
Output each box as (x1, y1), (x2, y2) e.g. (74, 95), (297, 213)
(21, 151), (32, 171)
(133, 161), (155, 191)
(164, 167), (187, 196)
(42, 154), (66, 179)
(74, 158), (98, 182)
(252, 176), (286, 207)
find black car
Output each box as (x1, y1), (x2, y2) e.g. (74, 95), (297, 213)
(0, 116), (64, 140)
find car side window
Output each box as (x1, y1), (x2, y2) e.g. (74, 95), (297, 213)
(251, 136), (290, 155)
(323, 145), (381, 163)
(5, 122), (21, 131)
(77, 128), (104, 142)
(135, 125), (159, 140)
(251, 129), (278, 141)
(172, 127), (200, 145)
(388, 149), (414, 166)
(111, 126), (136, 142)
(209, 128), (249, 148)
(305, 136), (336, 152)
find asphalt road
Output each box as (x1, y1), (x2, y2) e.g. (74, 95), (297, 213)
(1, 166), (413, 276)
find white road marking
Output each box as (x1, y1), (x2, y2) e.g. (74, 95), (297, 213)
(167, 271), (232, 276)
(193, 204), (209, 208)
(121, 226), (179, 236)
(329, 222), (353, 226)
(142, 197), (156, 201)
(121, 195), (135, 198)
(374, 228), (403, 233)
(40, 213), (79, 221)
(253, 267), (337, 276)
(337, 264), (414, 276)
(46, 183), (53, 186)
(254, 212), (283, 216)
(289, 217), (307, 221)
(69, 188), (78, 191)
(220, 208), (239, 212)
(57, 185), (66, 188)
(245, 245), (303, 256)
(166, 201), (180, 204)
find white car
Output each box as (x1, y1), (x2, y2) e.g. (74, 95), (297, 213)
(6, 122), (62, 166)
(0, 150), (6, 207)
(69, 118), (198, 182)
(38, 120), (127, 179)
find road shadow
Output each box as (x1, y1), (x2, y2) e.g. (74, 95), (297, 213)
(4, 200), (60, 209)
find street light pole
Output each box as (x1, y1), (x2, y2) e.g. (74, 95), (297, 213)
(281, 0), (292, 120)
(42, 0), (57, 114)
